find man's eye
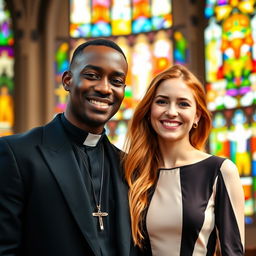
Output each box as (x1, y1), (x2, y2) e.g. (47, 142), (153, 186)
(111, 78), (125, 86)
(83, 73), (99, 79)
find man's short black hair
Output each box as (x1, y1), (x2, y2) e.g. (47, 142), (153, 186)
(69, 38), (127, 69)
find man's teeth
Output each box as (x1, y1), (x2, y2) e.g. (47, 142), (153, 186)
(163, 122), (179, 127)
(90, 99), (108, 106)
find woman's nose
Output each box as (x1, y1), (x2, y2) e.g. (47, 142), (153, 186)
(165, 105), (178, 116)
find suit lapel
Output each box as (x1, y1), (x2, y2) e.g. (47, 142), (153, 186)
(104, 139), (132, 256)
(38, 115), (100, 256)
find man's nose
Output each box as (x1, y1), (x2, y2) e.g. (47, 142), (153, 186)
(95, 77), (112, 94)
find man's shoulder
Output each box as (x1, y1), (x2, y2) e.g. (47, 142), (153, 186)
(0, 115), (60, 145)
(1, 126), (43, 144)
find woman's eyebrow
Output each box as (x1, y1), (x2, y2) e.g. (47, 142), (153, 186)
(154, 95), (169, 99)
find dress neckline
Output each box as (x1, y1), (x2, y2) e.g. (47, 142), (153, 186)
(158, 155), (214, 171)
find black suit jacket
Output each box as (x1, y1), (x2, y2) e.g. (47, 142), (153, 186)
(0, 114), (140, 256)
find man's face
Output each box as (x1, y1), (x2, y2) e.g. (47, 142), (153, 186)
(63, 45), (128, 134)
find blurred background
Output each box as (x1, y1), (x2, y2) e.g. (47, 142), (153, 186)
(0, 0), (255, 253)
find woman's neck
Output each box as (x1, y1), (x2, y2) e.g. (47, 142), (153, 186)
(158, 138), (200, 168)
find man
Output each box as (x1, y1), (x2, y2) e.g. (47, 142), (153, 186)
(0, 39), (140, 256)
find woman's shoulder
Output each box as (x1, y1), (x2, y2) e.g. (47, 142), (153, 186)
(205, 154), (237, 170)
(190, 151), (224, 166)
(190, 152), (229, 170)
(218, 157), (239, 175)
(203, 154), (240, 179)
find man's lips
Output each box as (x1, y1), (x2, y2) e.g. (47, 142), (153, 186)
(87, 97), (113, 110)
(90, 99), (109, 107)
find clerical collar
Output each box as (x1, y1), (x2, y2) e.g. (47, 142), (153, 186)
(60, 113), (104, 147)
(83, 133), (102, 147)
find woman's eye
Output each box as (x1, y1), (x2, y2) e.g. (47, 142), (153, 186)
(179, 101), (190, 107)
(156, 99), (167, 105)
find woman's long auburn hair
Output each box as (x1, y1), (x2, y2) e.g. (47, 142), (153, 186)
(123, 64), (212, 248)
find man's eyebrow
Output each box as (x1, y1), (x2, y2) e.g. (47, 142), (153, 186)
(112, 71), (126, 77)
(82, 65), (126, 77)
(82, 65), (102, 72)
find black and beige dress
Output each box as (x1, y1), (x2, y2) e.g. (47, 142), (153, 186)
(146, 155), (244, 256)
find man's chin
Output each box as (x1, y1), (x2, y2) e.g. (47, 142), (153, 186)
(82, 109), (118, 124)
(86, 115), (112, 127)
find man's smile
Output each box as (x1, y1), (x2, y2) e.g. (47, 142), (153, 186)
(87, 98), (113, 110)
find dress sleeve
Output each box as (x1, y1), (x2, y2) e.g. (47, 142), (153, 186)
(0, 138), (24, 256)
(215, 159), (245, 256)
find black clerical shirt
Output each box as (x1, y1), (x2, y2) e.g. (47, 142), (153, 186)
(60, 114), (117, 256)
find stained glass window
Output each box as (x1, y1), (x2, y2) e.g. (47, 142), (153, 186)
(111, 0), (131, 36)
(210, 107), (256, 224)
(0, 0), (14, 136)
(205, 0), (256, 111)
(152, 31), (172, 75)
(132, 0), (151, 33)
(70, 0), (91, 37)
(205, 0), (256, 224)
(173, 30), (188, 64)
(151, 0), (172, 30)
(54, 42), (69, 113)
(91, 0), (111, 37)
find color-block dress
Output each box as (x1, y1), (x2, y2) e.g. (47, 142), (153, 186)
(146, 155), (244, 256)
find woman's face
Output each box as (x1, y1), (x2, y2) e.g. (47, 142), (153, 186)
(150, 78), (200, 144)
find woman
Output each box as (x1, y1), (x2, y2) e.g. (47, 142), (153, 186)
(123, 65), (245, 255)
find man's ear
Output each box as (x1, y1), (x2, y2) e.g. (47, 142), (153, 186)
(62, 71), (72, 91)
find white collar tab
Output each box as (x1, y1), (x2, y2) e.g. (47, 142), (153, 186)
(83, 133), (102, 147)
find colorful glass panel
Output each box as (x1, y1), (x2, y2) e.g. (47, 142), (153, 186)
(70, 0), (91, 37)
(209, 107), (256, 224)
(151, 0), (172, 30)
(69, 0), (172, 37)
(131, 34), (153, 103)
(152, 31), (172, 75)
(242, 177), (254, 221)
(132, 0), (151, 33)
(112, 37), (133, 121)
(204, 0), (256, 111)
(111, 0), (131, 36)
(0, 0), (14, 136)
(173, 31), (188, 64)
(54, 42), (69, 114)
(91, 0), (111, 37)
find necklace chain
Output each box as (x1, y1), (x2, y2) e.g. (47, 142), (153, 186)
(90, 145), (104, 208)
(78, 143), (108, 231)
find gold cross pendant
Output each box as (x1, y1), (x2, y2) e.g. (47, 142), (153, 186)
(92, 205), (108, 231)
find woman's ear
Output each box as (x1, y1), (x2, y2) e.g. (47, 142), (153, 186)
(195, 110), (201, 124)
(62, 71), (72, 91)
